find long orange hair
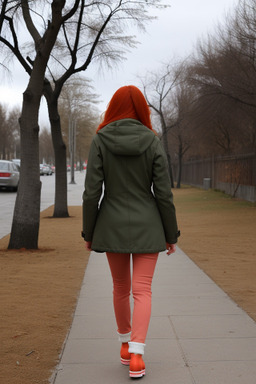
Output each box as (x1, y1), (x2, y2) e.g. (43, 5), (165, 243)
(96, 85), (153, 132)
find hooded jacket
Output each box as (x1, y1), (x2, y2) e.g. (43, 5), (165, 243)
(82, 118), (179, 253)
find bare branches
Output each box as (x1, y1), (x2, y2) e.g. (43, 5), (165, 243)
(190, 0), (256, 111)
(44, 0), (166, 99)
(0, 10), (32, 75)
(0, 0), (8, 35)
(1, 0), (169, 93)
(62, 0), (80, 22)
(142, 60), (186, 121)
(21, 0), (41, 46)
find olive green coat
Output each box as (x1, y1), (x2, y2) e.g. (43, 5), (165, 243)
(82, 118), (179, 253)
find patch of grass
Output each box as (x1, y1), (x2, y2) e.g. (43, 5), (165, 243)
(173, 186), (256, 214)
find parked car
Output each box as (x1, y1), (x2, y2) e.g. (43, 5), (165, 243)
(40, 164), (53, 175)
(0, 160), (20, 191)
(12, 159), (21, 167)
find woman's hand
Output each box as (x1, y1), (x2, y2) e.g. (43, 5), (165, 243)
(85, 241), (92, 251)
(166, 243), (176, 255)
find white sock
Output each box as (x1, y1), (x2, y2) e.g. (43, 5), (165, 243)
(128, 341), (146, 355)
(118, 331), (131, 343)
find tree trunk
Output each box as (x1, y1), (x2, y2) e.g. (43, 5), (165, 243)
(7, 0), (65, 248)
(162, 128), (174, 188)
(8, 89), (41, 249)
(176, 144), (182, 189)
(47, 98), (69, 218)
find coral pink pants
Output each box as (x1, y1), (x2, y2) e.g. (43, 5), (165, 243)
(106, 252), (158, 344)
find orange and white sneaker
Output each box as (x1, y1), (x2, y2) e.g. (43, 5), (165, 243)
(120, 342), (131, 365)
(129, 353), (146, 378)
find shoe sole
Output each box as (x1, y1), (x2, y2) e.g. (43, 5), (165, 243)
(129, 369), (145, 378)
(121, 357), (131, 365)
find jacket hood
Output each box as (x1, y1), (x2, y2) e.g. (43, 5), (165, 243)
(97, 118), (156, 156)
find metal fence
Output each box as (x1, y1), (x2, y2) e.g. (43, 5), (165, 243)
(180, 153), (256, 203)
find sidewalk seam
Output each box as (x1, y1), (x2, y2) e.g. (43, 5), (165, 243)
(168, 315), (197, 384)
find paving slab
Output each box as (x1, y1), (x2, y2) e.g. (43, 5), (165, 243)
(52, 249), (256, 384)
(190, 361), (256, 384)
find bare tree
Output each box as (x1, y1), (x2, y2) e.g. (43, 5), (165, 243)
(0, 103), (20, 159)
(7, 106), (20, 158)
(169, 85), (196, 188)
(142, 61), (186, 187)
(42, 0), (167, 217)
(187, 89), (251, 156)
(0, 0), (168, 248)
(188, 0), (256, 153)
(0, 103), (8, 158)
(39, 128), (54, 164)
(58, 75), (99, 169)
(1, 0), (79, 249)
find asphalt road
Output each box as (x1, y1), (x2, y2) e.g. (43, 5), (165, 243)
(0, 171), (85, 240)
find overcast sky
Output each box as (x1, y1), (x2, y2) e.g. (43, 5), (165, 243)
(0, 0), (238, 125)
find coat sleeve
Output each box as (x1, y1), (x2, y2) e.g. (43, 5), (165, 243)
(152, 139), (180, 244)
(82, 136), (104, 241)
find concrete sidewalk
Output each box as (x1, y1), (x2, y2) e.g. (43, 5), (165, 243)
(52, 247), (256, 384)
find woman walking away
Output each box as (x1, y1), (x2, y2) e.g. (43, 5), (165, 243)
(82, 85), (180, 379)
